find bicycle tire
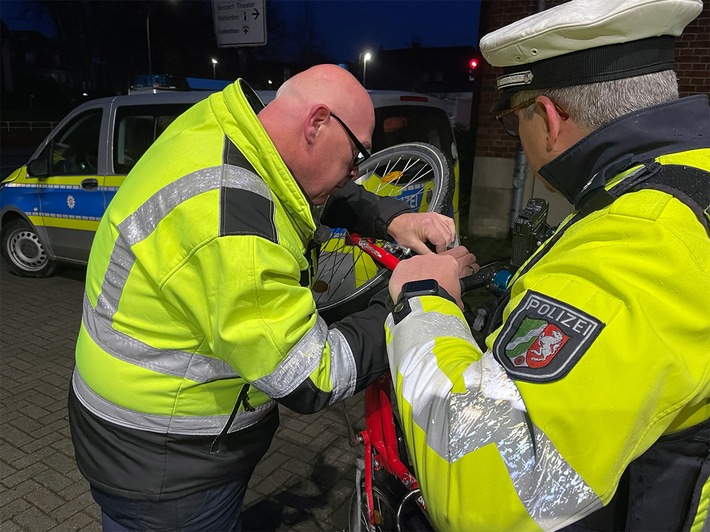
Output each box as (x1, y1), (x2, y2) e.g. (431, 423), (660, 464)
(314, 143), (454, 323)
(349, 478), (398, 532)
(348, 473), (432, 532)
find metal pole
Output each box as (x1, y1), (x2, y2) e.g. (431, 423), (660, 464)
(509, 145), (528, 229)
(146, 11), (152, 75)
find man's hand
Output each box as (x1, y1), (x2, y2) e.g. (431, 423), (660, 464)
(389, 246), (477, 310)
(386, 212), (456, 254)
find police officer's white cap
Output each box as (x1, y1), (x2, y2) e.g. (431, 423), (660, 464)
(480, 0), (703, 112)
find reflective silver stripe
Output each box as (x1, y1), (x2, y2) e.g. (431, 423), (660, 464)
(72, 367), (275, 435)
(326, 326), (357, 403)
(388, 299), (602, 529)
(83, 165), (270, 382)
(95, 165), (271, 322)
(82, 294), (238, 382)
(251, 316), (328, 398)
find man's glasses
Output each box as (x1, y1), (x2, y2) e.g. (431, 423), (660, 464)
(330, 112), (371, 167)
(495, 98), (569, 137)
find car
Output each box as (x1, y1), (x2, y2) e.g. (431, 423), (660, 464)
(0, 84), (459, 277)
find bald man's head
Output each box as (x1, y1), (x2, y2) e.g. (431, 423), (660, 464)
(276, 64), (372, 117)
(258, 64), (375, 205)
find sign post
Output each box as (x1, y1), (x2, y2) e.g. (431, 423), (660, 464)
(212, 0), (267, 47)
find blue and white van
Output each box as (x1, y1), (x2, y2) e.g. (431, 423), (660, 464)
(0, 87), (458, 277)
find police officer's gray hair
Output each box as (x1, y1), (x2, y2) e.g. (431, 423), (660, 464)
(512, 70), (679, 131)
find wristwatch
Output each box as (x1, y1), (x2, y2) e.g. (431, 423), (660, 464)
(392, 279), (456, 323)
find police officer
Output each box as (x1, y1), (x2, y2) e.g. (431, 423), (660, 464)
(386, 0), (710, 529)
(68, 64), (462, 530)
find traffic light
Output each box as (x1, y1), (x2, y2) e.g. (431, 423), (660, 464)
(468, 57), (479, 81)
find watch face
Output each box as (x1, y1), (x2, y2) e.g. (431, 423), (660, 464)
(402, 279), (440, 297)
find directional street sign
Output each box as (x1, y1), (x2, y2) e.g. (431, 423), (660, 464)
(212, 0), (267, 47)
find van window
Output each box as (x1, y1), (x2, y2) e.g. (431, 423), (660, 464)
(113, 104), (192, 174)
(372, 105), (455, 162)
(49, 109), (102, 175)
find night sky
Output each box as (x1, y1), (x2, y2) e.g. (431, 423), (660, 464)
(1, 0), (481, 65)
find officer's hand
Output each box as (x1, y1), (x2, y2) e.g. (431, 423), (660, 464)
(389, 246), (477, 310)
(386, 212), (456, 255)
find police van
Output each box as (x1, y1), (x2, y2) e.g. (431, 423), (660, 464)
(0, 85), (459, 277)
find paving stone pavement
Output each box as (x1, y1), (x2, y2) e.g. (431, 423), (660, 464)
(0, 262), (367, 531)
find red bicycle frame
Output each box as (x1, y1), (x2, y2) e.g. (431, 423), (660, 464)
(344, 233), (428, 530)
(343, 232), (509, 530)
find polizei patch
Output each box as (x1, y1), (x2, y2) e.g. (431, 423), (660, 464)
(493, 291), (604, 383)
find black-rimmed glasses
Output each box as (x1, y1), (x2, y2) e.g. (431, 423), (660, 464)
(495, 98), (569, 137)
(330, 112), (372, 167)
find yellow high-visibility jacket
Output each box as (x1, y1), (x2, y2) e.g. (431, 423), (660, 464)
(70, 80), (403, 500)
(386, 96), (710, 531)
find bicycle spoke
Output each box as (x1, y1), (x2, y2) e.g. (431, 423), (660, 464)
(314, 143), (453, 322)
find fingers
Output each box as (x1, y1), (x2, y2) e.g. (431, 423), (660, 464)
(438, 246), (476, 273)
(387, 212), (456, 254)
(389, 254), (464, 309)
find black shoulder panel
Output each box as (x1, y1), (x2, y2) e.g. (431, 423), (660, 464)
(635, 164), (710, 234)
(220, 136), (277, 242)
(220, 187), (277, 243)
(224, 136), (257, 174)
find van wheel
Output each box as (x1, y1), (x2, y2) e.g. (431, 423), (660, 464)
(1, 218), (56, 277)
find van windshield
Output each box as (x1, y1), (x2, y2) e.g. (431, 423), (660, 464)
(372, 106), (455, 162)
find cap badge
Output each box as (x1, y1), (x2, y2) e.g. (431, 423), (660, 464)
(497, 71), (534, 90)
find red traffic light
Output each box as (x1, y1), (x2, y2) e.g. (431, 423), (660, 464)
(469, 58), (479, 70)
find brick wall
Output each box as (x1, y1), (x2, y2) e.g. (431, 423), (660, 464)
(475, 0), (710, 160)
(676, 0), (710, 97)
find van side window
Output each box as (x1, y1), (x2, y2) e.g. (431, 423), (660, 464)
(373, 106), (455, 163)
(50, 109), (102, 175)
(113, 104), (192, 175)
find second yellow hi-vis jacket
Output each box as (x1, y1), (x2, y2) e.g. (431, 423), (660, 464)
(386, 97), (710, 531)
(69, 80), (403, 500)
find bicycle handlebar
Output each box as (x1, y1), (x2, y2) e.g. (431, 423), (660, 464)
(460, 260), (512, 295)
(348, 233), (512, 296)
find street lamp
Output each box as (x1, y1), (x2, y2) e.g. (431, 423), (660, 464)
(363, 52), (372, 88)
(211, 58), (218, 79)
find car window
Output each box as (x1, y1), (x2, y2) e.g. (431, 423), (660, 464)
(49, 109), (102, 176)
(372, 105), (455, 162)
(113, 104), (192, 175)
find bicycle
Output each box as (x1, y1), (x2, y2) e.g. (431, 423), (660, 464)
(338, 235), (512, 532)
(312, 142), (454, 324)
(308, 142), (453, 530)
(310, 141), (521, 531)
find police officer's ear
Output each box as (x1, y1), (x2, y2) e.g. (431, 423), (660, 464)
(305, 104), (330, 146)
(534, 96), (563, 152)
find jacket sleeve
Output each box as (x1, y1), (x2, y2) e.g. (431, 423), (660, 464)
(320, 180), (411, 239)
(386, 295), (596, 531)
(276, 287), (393, 414)
(386, 196), (710, 531)
(169, 233), (390, 416)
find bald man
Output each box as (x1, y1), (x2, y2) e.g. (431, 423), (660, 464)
(68, 64), (467, 530)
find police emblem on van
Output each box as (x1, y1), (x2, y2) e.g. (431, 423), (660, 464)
(493, 291), (604, 383)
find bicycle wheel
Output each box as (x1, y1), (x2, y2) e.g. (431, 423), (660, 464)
(349, 481), (398, 532)
(314, 143), (453, 323)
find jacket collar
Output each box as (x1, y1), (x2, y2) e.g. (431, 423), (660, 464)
(218, 80), (317, 241)
(539, 95), (710, 206)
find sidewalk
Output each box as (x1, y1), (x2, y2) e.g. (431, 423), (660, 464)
(0, 262), (364, 531)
